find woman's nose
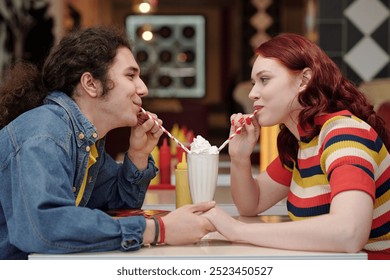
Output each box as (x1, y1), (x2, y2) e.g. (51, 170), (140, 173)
(248, 87), (259, 100)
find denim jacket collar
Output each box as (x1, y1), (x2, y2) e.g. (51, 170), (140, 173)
(44, 91), (98, 147)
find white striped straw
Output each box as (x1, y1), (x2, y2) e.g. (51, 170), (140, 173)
(217, 110), (258, 152)
(140, 107), (191, 154)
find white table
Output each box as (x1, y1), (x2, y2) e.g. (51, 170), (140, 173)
(29, 217), (367, 260)
(29, 158), (366, 260)
(29, 242), (367, 260)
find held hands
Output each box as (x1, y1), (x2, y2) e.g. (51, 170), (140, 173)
(202, 206), (243, 242)
(161, 201), (216, 245)
(127, 111), (163, 169)
(228, 113), (260, 158)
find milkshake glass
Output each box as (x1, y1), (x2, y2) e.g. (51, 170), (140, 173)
(187, 136), (219, 203)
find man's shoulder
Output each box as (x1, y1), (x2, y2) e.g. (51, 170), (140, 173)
(19, 105), (69, 128)
(8, 105), (72, 143)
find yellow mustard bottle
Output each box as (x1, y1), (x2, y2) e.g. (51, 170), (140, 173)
(175, 153), (192, 208)
(170, 123), (180, 156)
(150, 145), (160, 186)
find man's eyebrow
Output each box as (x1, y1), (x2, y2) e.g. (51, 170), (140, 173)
(127, 66), (140, 72)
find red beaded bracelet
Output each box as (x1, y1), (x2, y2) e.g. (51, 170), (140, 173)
(157, 216), (165, 244)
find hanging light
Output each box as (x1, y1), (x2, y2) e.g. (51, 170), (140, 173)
(133, 0), (158, 14)
(139, 2), (151, 13)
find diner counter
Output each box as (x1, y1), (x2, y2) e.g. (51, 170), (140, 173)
(29, 243), (367, 260)
(29, 215), (367, 260)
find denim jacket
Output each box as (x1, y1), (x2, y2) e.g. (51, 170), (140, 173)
(0, 91), (157, 259)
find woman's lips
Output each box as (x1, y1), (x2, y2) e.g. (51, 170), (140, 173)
(253, 105), (263, 112)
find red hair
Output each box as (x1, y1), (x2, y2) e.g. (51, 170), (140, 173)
(255, 33), (390, 166)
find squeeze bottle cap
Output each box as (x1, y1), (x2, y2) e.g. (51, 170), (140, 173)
(177, 153), (187, 169)
(160, 138), (170, 154)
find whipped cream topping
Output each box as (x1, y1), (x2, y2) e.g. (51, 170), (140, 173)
(190, 135), (219, 154)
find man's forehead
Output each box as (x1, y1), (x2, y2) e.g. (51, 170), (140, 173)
(112, 48), (140, 72)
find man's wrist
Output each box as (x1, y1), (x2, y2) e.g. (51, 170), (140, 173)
(127, 150), (148, 170)
(122, 154), (157, 185)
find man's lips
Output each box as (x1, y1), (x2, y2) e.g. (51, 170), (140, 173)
(135, 103), (142, 109)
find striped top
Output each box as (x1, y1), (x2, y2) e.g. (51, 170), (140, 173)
(267, 110), (390, 256)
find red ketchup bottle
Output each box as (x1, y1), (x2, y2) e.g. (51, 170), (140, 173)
(159, 138), (171, 185)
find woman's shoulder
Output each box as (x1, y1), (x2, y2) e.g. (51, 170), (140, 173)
(320, 111), (372, 134)
(317, 111), (379, 148)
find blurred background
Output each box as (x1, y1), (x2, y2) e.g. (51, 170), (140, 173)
(1, 0), (390, 160)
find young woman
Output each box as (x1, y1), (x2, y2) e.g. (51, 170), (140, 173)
(204, 33), (390, 259)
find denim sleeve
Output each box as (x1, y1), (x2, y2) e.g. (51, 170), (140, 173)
(90, 152), (158, 210)
(5, 137), (147, 254)
(118, 216), (147, 251)
(119, 153), (158, 207)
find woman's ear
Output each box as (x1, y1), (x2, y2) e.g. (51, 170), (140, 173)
(299, 68), (312, 92)
(80, 72), (102, 98)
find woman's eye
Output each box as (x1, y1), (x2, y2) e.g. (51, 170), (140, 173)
(260, 77), (269, 84)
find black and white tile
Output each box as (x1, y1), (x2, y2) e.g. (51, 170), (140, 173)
(318, 0), (390, 84)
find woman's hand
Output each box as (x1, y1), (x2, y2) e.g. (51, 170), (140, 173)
(202, 206), (243, 242)
(162, 201), (216, 245)
(228, 113), (260, 158)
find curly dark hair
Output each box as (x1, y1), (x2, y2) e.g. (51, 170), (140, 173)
(254, 33), (390, 166)
(0, 26), (132, 129)
(0, 63), (46, 128)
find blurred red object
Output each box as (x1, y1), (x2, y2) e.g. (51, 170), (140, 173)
(377, 101), (390, 132)
(106, 208), (169, 218)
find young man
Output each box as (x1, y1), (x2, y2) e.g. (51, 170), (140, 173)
(0, 27), (215, 259)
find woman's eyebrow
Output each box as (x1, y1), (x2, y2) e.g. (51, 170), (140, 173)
(255, 70), (270, 77)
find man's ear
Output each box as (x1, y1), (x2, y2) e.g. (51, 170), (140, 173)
(80, 72), (101, 98)
(299, 68), (312, 92)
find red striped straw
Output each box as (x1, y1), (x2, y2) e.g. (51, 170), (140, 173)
(140, 107), (191, 154)
(217, 110), (258, 152)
